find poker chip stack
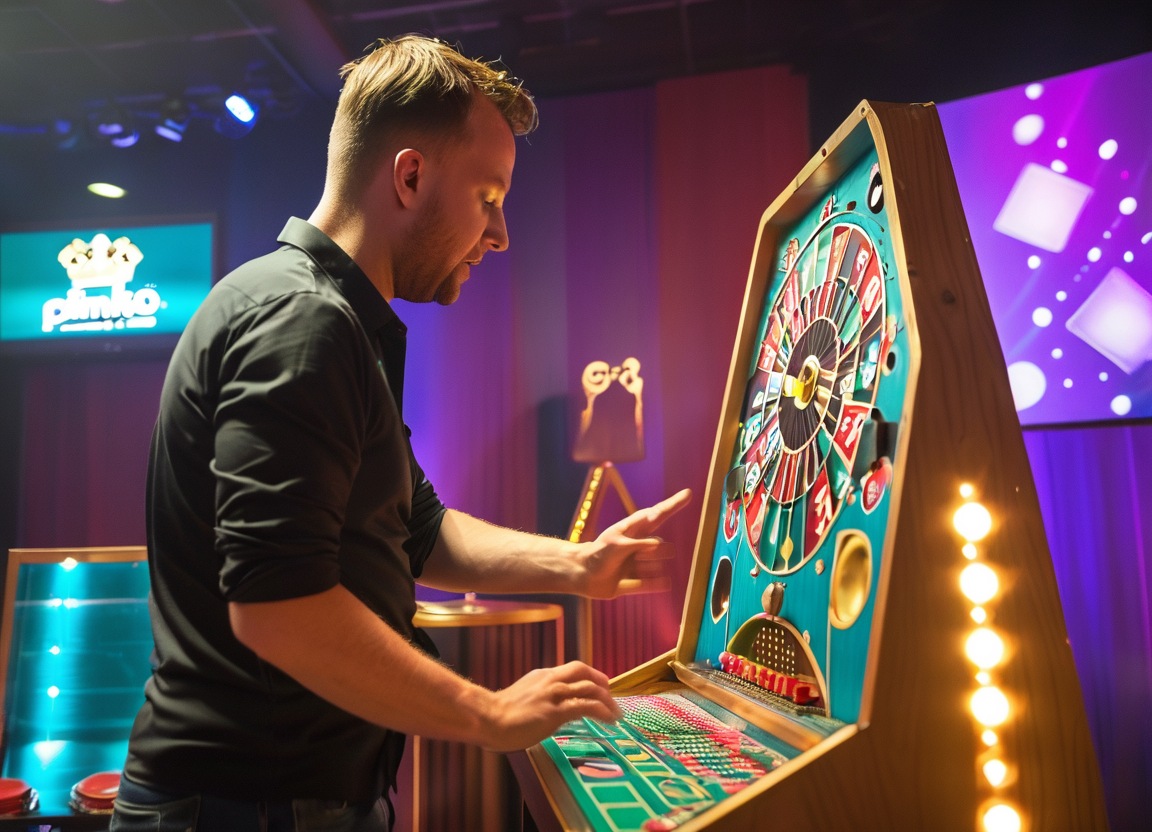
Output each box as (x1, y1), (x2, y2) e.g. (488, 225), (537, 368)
(69, 771), (121, 814)
(0, 778), (38, 816)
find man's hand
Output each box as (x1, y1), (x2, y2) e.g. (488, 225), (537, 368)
(231, 588), (623, 752)
(579, 488), (693, 599)
(474, 661), (623, 752)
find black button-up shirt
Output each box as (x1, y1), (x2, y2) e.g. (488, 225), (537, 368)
(125, 217), (445, 801)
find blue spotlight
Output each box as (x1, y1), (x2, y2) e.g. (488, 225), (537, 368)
(155, 99), (189, 142)
(214, 93), (259, 138)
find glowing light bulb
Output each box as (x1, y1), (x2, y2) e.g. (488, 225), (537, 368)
(60, 557), (78, 571)
(961, 563), (999, 604)
(954, 502), (993, 541)
(971, 685), (1010, 726)
(982, 729), (998, 746)
(48, 645), (60, 655)
(971, 607), (988, 624)
(983, 758), (1008, 787)
(963, 543), (978, 560)
(87, 182), (126, 199)
(982, 803), (1021, 832)
(966, 627), (1006, 669)
(976, 671), (991, 685)
(47, 686), (61, 699)
(959, 483), (975, 498)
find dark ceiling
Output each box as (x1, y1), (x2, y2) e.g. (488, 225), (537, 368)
(1, 0), (1150, 149)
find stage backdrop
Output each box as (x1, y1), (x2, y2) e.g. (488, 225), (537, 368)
(2, 67), (1147, 832)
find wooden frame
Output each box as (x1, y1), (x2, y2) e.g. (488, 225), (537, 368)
(516, 101), (1109, 831)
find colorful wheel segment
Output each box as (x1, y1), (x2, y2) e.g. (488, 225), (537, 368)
(738, 211), (888, 576)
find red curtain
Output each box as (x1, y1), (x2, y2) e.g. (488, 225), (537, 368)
(17, 358), (166, 547)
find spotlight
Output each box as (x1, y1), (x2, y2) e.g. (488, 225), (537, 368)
(53, 119), (80, 150)
(90, 106), (138, 148)
(155, 98), (190, 142)
(214, 92), (259, 138)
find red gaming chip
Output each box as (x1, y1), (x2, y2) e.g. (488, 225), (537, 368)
(0, 778), (39, 816)
(69, 771), (121, 814)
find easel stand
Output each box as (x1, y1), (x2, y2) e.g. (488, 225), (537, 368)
(566, 462), (638, 667)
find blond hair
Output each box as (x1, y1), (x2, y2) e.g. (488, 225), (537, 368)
(326, 34), (537, 197)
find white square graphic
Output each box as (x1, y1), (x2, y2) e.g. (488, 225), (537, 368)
(1065, 267), (1152, 374)
(993, 163), (1094, 252)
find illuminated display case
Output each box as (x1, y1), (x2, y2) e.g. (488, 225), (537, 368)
(514, 101), (1109, 831)
(1, 547), (151, 827)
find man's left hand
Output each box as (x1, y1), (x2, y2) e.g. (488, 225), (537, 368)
(579, 488), (693, 599)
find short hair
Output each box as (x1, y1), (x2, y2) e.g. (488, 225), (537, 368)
(326, 34), (538, 197)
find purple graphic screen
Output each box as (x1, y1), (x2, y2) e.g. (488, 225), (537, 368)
(938, 52), (1151, 426)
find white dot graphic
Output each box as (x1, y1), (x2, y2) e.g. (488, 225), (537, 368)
(1013, 114), (1044, 145)
(1008, 362), (1046, 410)
(1032, 307), (1053, 327)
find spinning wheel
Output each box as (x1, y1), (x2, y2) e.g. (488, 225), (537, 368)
(729, 186), (894, 577)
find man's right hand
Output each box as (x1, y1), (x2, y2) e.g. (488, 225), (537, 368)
(471, 661), (623, 752)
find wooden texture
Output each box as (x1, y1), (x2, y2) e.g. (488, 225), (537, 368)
(518, 101), (1110, 831)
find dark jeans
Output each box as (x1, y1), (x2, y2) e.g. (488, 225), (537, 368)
(109, 775), (392, 832)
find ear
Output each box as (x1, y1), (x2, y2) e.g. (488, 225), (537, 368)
(393, 148), (425, 208)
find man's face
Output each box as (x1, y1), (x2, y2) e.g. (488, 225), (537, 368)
(394, 93), (517, 305)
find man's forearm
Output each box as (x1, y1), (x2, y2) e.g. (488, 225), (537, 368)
(418, 508), (586, 595)
(228, 582), (621, 752)
(230, 584), (492, 743)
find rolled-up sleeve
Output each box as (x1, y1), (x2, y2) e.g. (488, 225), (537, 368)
(403, 458), (446, 579)
(214, 291), (373, 602)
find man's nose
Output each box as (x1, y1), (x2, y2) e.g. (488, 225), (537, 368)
(487, 208), (509, 252)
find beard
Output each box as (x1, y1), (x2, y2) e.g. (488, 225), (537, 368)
(395, 192), (468, 305)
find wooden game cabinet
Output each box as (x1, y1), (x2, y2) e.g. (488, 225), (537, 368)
(513, 101), (1109, 832)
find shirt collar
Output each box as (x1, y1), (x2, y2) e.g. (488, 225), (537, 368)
(276, 217), (409, 413)
(275, 216), (406, 340)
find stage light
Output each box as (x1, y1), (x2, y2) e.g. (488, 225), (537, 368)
(53, 119), (80, 150)
(91, 106), (138, 147)
(155, 99), (190, 142)
(87, 182), (126, 199)
(214, 92), (259, 138)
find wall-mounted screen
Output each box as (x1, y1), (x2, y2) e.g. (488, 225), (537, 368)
(0, 218), (215, 357)
(938, 51), (1151, 426)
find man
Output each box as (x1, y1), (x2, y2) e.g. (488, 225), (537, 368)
(110, 34), (691, 832)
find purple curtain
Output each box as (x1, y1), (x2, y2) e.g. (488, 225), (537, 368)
(1024, 423), (1152, 832)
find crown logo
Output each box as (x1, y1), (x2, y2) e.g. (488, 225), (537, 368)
(57, 233), (143, 291)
